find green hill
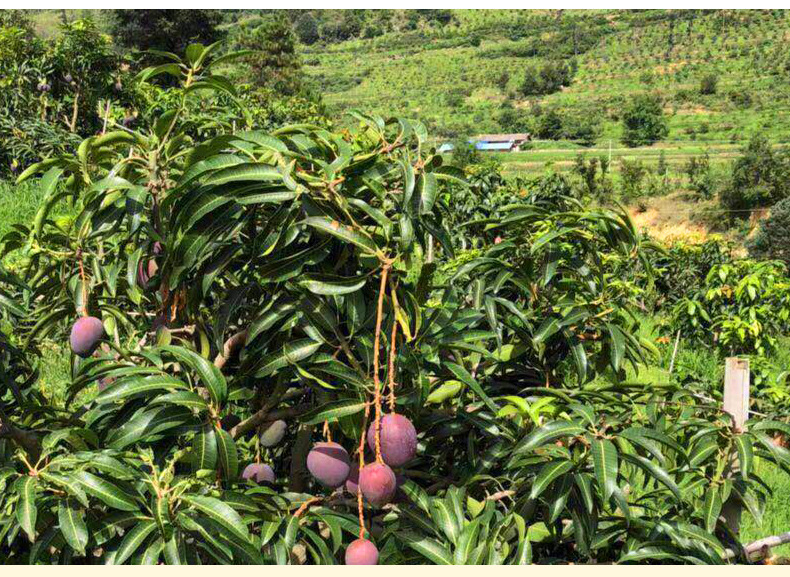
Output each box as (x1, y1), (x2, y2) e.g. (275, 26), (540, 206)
(302, 9), (790, 144)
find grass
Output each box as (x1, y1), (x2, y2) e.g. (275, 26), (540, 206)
(741, 460), (790, 558)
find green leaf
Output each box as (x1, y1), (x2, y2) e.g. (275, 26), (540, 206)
(15, 476), (38, 541)
(734, 435), (753, 480)
(181, 495), (250, 542)
(300, 273), (368, 296)
(514, 420), (585, 455)
(530, 460), (574, 499)
(621, 453), (681, 501)
(159, 345), (227, 407)
(445, 362), (499, 412)
(113, 520), (157, 565)
(454, 518), (481, 564)
(96, 374), (188, 404)
(58, 499), (88, 554)
(301, 399), (367, 425)
(75, 471), (140, 511)
(702, 486), (722, 533)
(105, 406), (193, 449)
(193, 423), (218, 472)
(39, 471), (89, 507)
(590, 438), (619, 502)
(202, 163), (284, 186)
(302, 216), (377, 255)
(426, 381), (464, 404)
(416, 172), (439, 215)
(431, 499), (460, 545)
(215, 428), (239, 480)
(253, 339), (322, 377)
(150, 391), (210, 411)
(398, 531), (453, 565)
(533, 318), (560, 344)
(607, 324), (626, 371)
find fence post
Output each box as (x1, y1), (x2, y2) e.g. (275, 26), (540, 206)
(721, 357), (750, 534)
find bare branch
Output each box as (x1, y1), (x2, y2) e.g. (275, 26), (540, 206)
(214, 330), (248, 369)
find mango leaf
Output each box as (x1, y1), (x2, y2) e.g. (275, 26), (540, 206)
(590, 438), (619, 502)
(301, 399), (367, 425)
(445, 362), (499, 412)
(181, 495), (250, 542)
(112, 520), (157, 565)
(75, 472), (140, 511)
(530, 460), (574, 500)
(398, 531), (453, 565)
(58, 499), (88, 554)
(215, 428), (239, 480)
(302, 216), (377, 255)
(15, 476), (38, 541)
(514, 420), (585, 455)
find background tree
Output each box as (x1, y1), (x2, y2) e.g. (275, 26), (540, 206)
(237, 13), (303, 95)
(111, 9), (224, 54)
(748, 197), (790, 266)
(720, 134), (790, 212)
(621, 93), (669, 147)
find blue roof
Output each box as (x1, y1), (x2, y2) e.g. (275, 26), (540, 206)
(475, 141), (514, 151)
(438, 143), (454, 152)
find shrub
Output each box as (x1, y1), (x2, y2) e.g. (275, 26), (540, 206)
(451, 137), (481, 168)
(719, 135), (790, 212)
(619, 158), (648, 198)
(748, 197), (790, 267)
(684, 152), (716, 198)
(519, 59), (575, 96)
(699, 73), (718, 95)
(670, 259), (790, 357)
(621, 93), (669, 147)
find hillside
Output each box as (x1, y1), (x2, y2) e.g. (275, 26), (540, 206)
(302, 9), (790, 143)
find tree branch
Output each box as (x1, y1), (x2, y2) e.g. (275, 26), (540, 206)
(214, 330), (248, 369)
(724, 531), (790, 561)
(230, 404), (310, 439)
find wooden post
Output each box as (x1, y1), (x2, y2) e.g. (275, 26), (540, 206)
(722, 357), (750, 534)
(723, 357), (749, 432)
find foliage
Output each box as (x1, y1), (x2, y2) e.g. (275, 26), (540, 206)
(450, 138), (481, 169)
(572, 154), (613, 199)
(719, 135), (790, 213)
(236, 13), (303, 96)
(0, 17), (122, 175)
(619, 158), (648, 199)
(110, 10), (224, 55)
(649, 238), (731, 310)
(518, 60), (576, 97)
(670, 259), (790, 357)
(3, 35), (790, 566)
(700, 73), (718, 95)
(748, 197), (790, 268)
(621, 93), (669, 148)
(684, 152), (716, 198)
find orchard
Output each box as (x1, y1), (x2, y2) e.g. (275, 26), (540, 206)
(1, 40), (790, 566)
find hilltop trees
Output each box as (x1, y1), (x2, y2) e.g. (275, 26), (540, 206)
(111, 10), (224, 55)
(621, 93), (669, 147)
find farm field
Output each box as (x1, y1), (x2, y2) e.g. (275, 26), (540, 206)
(3, 8), (790, 566)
